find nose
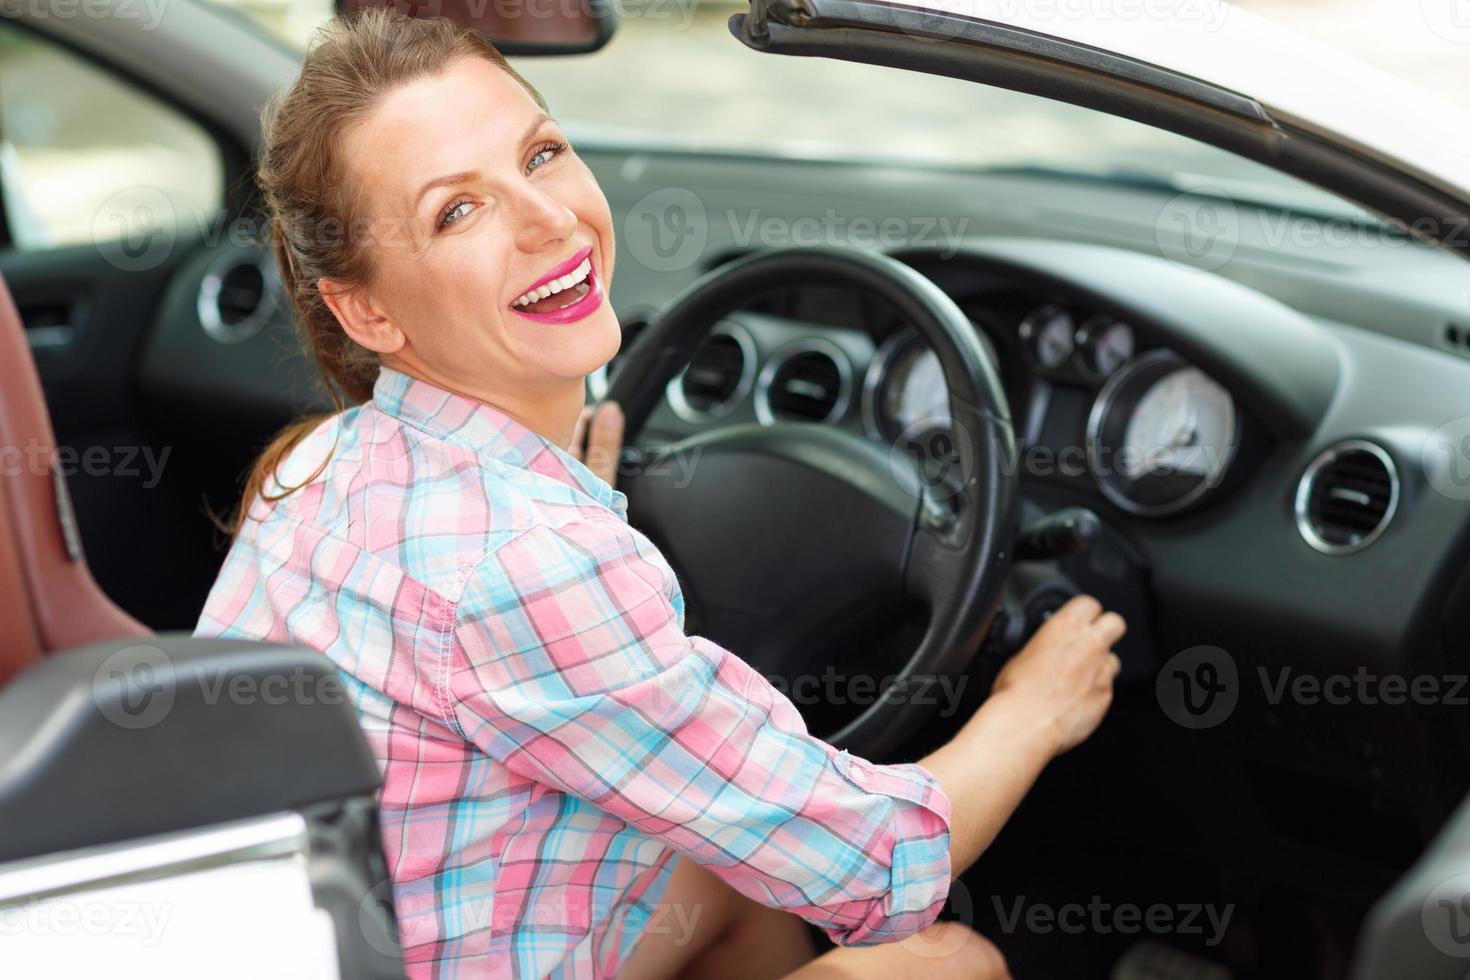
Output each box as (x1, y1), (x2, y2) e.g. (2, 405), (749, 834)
(509, 180), (578, 255)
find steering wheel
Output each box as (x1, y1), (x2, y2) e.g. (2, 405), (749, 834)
(606, 248), (1017, 758)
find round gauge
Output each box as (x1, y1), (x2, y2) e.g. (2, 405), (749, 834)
(863, 330), (950, 443)
(1074, 316), (1135, 381)
(1018, 305), (1075, 370)
(1086, 350), (1238, 516)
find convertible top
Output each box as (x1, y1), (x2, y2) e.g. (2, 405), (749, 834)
(863, 0), (1470, 202)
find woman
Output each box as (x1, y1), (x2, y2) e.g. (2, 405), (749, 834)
(197, 9), (1125, 978)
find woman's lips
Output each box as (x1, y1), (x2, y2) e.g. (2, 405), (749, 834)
(508, 260), (603, 325)
(511, 245), (594, 301)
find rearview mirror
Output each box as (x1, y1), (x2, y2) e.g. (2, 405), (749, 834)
(338, 0), (617, 56)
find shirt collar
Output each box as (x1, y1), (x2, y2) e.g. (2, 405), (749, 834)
(371, 366), (626, 516)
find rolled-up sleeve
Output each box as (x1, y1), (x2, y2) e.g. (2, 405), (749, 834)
(447, 516), (952, 946)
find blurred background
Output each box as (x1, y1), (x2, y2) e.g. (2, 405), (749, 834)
(1, 0), (1466, 249)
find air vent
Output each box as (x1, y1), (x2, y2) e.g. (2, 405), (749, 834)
(667, 323), (755, 422)
(755, 341), (852, 425)
(1295, 440), (1399, 555)
(197, 250), (279, 344)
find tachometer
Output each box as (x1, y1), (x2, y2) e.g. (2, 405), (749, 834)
(863, 330), (950, 443)
(1086, 350), (1238, 516)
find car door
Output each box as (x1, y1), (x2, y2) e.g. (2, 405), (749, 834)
(0, 16), (259, 628)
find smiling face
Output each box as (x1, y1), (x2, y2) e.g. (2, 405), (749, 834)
(325, 55), (620, 420)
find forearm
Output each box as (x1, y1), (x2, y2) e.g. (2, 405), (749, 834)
(918, 689), (1058, 877)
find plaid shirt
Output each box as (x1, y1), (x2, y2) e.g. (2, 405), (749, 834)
(196, 366), (952, 978)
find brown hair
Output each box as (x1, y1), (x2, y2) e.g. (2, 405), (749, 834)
(234, 6), (546, 532)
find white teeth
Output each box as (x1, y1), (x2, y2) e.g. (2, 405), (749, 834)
(512, 257), (592, 308)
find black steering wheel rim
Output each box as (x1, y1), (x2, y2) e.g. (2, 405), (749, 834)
(607, 247), (1018, 757)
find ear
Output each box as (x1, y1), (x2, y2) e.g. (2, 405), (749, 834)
(318, 279), (405, 355)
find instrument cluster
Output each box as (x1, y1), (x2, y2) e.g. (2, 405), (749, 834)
(866, 301), (1241, 517)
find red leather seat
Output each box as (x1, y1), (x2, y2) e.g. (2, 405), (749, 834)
(0, 274), (146, 686)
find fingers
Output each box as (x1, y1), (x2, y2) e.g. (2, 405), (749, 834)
(1055, 594), (1102, 624)
(1091, 610), (1127, 646)
(1047, 595), (1126, 643)
(581, 401), (624, 489)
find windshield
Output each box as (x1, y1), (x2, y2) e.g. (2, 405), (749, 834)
(216, 0), (1395, 220)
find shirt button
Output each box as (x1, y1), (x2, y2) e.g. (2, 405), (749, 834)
(849, 764), (869, 786)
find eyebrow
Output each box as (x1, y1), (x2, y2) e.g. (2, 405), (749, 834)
(412, 112), (554, 212)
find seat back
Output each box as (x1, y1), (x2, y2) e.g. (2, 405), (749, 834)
(0, 274), (146, 685)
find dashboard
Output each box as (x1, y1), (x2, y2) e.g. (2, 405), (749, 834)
(137, 226), (1470, 881)
(117, 129), (1470, 919)
(592, 274), (1249, 522)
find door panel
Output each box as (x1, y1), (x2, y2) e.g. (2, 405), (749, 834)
(0, 18), (233, 628)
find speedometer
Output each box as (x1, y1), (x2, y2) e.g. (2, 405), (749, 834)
(1086, 350), (1238, 516)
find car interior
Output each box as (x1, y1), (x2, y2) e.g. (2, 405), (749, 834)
(4, 0), (1470, 977)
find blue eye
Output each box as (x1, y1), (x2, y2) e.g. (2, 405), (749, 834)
(527, 140), (569, 174)
(438, 199), (474, 229)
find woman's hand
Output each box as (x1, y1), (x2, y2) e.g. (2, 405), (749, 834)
(569, 401), (625, 489)
(919, 594), (1125, 877)
(990, 594), (1124, 756)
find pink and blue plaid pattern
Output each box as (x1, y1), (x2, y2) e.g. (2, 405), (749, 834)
(196, 366), (952, 978)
